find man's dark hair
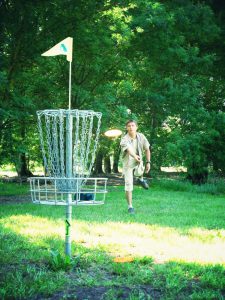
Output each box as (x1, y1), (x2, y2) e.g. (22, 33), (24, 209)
(126, 120), (137, 126)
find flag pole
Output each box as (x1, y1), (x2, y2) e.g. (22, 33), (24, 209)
(41, 37), (73, 258)
(69, 61), (72, 109)
(66, 51), (73, 258)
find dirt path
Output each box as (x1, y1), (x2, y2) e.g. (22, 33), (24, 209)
(0, 194), (31, 204)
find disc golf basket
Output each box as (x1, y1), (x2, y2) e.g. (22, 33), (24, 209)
(29, 109), (108, 257)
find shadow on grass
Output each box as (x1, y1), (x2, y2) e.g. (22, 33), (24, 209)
(0, 224), (67, 300)
(0, 222), (225, 300)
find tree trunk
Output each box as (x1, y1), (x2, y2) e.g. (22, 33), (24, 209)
(15, 123), (33, 177)
(93, 151), (104, 174)
(104, 155), (111, 174)
(113, 147), (121, 173)
(16, 153), (33, 177)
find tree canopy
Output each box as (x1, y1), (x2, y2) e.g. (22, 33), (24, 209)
(0, 0), (225, 182)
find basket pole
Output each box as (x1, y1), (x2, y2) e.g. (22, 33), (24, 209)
(65, 112), (73, 257)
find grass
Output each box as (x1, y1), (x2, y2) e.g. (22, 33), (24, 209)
(154, 177), (225, 195)
(0, 178), (225, 299)
(0, 181), (29, 196)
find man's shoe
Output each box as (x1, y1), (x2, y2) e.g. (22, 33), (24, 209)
(128, 207), (135, 214)
(138, 178), (149, 190)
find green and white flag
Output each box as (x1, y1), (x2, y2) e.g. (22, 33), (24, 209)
(41, 37), (73, 62)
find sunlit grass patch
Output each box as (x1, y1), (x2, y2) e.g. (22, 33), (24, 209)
(187, 227), (225, 242)
(1, 213), (225, 265)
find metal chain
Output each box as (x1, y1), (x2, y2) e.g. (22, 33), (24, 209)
(37, 113), (49, 175)
(84, 114), (94, 172)
(37, 110), (102, 188)
(88, 114), (101, 176)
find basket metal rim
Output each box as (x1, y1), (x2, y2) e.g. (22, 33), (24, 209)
(28, 177), (108, 181)
(36, 109), (102, 118)
(32, 200), (105, 206)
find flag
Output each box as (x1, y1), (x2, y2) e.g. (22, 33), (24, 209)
(41, 37), (73, 62)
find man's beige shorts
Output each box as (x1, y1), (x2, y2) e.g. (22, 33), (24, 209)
(123, 167), (136, 192)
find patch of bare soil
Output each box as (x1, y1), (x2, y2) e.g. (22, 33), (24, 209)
(93, 173), (124, 186)
(0, 194), (30, 204)
(36, 285), (162, 300)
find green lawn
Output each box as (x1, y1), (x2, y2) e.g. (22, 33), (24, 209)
(0, 181), (29, 196)
(0, 179), (225, 299)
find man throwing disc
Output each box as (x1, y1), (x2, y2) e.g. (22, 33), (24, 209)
(120, 120), (151, 214)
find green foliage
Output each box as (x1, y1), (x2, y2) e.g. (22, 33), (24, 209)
(1, 0), (225, 181)
(48, 249), (73, 271)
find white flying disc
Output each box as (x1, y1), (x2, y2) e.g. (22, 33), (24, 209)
(104, 129), (123, 138)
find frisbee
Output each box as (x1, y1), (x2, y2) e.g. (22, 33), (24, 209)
(113, 256), (134, 263)
(104, 129), (122, 138)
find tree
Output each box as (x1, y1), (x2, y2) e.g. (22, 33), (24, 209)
(117, 0), (224, 182)
(1, 0), (225, 182)
(0, 0), (133, 175)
